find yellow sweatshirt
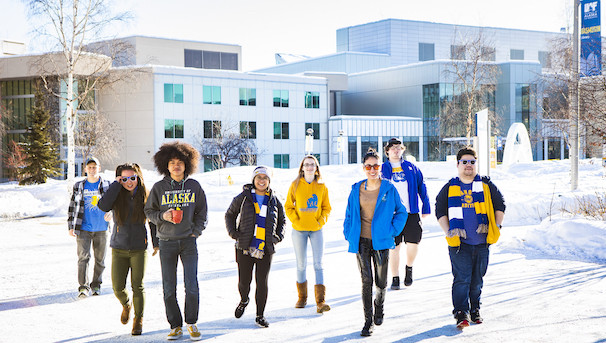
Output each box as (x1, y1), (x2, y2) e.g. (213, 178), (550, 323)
(285, 178), (331, 231)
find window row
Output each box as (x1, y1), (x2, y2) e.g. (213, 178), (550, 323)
(165, 119), (321, 140)
(417, 43), (551, 67)
(184, 49), (238, 71)
(163, 84), (321, 108)
(203, 153), (321, 171)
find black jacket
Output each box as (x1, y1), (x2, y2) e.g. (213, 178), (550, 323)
(225, 184), (285, 255)
(98, 181), (158, 250)
(435, 176), (506, 220)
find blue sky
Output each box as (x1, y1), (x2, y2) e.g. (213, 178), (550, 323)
(0, 0), (582, 71)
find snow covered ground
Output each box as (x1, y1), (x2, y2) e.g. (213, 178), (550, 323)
(1, 159), (605, 342)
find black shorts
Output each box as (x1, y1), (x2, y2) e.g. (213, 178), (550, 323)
(394, 213), (422, 245)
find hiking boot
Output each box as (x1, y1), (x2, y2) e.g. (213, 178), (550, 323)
(470, 309), (483, 324)
(167, 327), (182, 340)
(235, 299), (249, 318)
(132, 316), (142, 336)
(454, 311), (470, 328)
(255, 316), (269, 328)
(390, 276), (400, 290)
(187, 324), (201, 341)
(404, 266), (413, 286)
(120, 303), (131, 324)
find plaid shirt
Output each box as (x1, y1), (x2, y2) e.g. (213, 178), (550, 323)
(67, 178), (111, 231)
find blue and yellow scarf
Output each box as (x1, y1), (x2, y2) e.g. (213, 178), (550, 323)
(247, 190), (269, 259)
(446, 175), (499, 247)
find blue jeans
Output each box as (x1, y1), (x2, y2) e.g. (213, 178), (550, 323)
(448, 243), (489, 314)
(291, 229), (324, 284)
(159, 237), (199, 328)
(76, 230), (107, 291)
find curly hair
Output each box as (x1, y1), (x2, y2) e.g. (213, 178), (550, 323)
(153, 141), (200, 177)
(114, 163), (147, 225)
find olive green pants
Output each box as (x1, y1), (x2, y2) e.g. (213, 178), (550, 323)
(112, 248), (147, 317)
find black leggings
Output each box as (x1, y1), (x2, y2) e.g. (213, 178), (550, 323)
(356, 238), (389, 319)
(236, 248), (273, 316)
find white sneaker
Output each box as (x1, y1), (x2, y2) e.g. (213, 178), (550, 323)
(167, 326), (182, 340)
(187, 324), (201, 341)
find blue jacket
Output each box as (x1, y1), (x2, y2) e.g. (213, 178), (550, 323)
(343, 179), (408, 253)
(381, 159), (431, 215)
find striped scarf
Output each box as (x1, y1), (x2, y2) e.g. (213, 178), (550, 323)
(447, 175), (489, 244)
(246, 189), (269, 259)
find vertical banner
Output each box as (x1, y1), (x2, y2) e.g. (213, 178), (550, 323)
(581, 0), (601, 77)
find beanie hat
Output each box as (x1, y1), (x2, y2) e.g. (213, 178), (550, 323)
(252, 166), (271, 183)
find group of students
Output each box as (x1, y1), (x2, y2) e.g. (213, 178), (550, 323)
(67, 138), (505, 340)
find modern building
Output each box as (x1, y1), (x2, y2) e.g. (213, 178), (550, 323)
(257, 18), (577, 162)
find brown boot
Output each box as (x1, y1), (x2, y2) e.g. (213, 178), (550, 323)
(314, 284), (331, 313)
(295, 281), (307, 308)
(131, 316), (142, 335)
(120, 303), (131, 324)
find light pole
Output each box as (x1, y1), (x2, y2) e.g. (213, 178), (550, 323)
(337, 130), (345, 165)
(305, 128), (314, 156)
(570, 0), (580, 190)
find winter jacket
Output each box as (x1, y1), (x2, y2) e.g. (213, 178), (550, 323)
(381, 159), (431, 215)
(225, 184), (285, 255)
(435, 176), (506, 246)
(98, 181), (158, 250)
(285, 179), (331, 232)
(67, 177), (111, 232)
(343, 180), (408, 253)
(144, 176), (208, 240)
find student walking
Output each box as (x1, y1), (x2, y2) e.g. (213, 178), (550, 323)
(285, 155), (331, 313)
(98, 163), (158, 335)
(225, 166), (285, 328)
(145, 142), (208, 341)
(380, 138), (431, 289)
(435, 147), (505, 328)
(343, 149), (408, 336)
(67, 157), (111, 298)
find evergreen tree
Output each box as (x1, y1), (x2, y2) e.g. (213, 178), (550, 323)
(19, 86), (62, 185)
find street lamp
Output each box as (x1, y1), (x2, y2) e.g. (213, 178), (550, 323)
(305, 128), (314, 156)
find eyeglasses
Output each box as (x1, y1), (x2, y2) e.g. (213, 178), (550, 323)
(459, 160), (476, 165)
(364, 164), (381, 171)
(120, 175), (138, 182)
(302, 163), (316, 167)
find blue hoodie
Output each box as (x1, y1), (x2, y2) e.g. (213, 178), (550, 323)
(381, 159), (431, 215)
(343, 179), (408, 253)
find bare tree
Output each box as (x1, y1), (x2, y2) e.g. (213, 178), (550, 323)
(441, 28), (501, 147)
(193, 120), (259, 170)
(25, 0), (131, 183)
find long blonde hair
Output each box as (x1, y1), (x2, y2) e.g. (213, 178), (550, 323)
(291, 155), (323, 194)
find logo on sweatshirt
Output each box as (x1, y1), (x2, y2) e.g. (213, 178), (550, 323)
(462, 190), (474, 208)
(161, 190), (196, 207)
(300, 194), (318, 212)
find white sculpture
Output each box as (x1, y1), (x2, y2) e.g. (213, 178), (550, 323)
(502, 123), (534, 166)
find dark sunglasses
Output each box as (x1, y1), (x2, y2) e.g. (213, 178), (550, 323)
(364, 164), (381, 171)
(459, 160), (476, 165)
(120, 175), (138, 182)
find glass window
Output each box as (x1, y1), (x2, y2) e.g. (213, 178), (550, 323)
(348, 136), (357, 164)
(274, 122), (289, 139)
(203, 120), (221, 138)
(274, 154), (289, 169)
(240, 121), (257, 139)
(164, 84), (173, 103)
(305, 123), (320, 139)
(510, 49), (524, 60)
(273, 89), (289, 107)
(174, 120), (184, 138)
(305, 91), (320, 108)
(360, 136), (378, 161)
(184, 49), (202, 68)
(538, 51), (551, 68)
(273, 90), (281, 107)
(450, 45), (466, 60)
(220, 52), (238, 70)
(419, 43), (435, 61)
(203, 86), (221, 105)
(164, 83), (183, 103)
(481, 47), (496, 61)
(164, 119), (184, 138)
(203, 51), (221, 69)
(239, 88), (256, 106)
(204, 155), (219, 172)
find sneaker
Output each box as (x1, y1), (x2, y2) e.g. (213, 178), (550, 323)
(187, 324), (201, 341)
(235, 300), (249, 318)
(78, 291), (88, 299)
(167, 327), (182, 340)
(470, 309), (483, 324)
(390, 276), (400, 290)
(92, 287), (100, 296)
(255, 316), (269, 328)
(454, 311), (470, 328)
(404, 266), (413, 286)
